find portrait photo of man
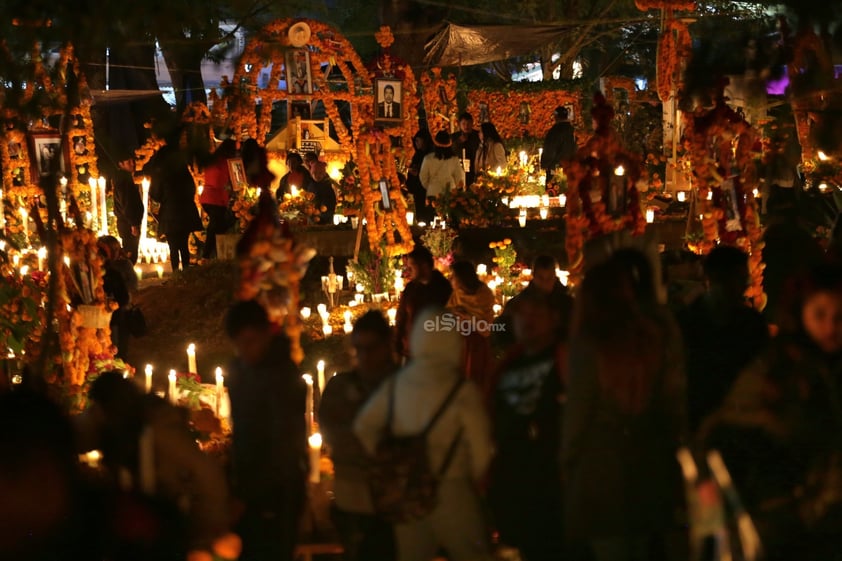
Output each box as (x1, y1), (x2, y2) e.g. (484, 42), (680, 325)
(376, 80), (402, 121)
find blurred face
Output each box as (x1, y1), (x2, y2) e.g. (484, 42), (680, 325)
(459, 118), (472, 134)
(414, 137), (424, 150)
(232, 326), (274, 367)
(532, 267), (557, 293)
(384, 87), (394, 103)
(352, 331), (392, 382)
(802, 291), (842, 354)
(513, 301), (556, 347)
(406, 257), (429, 281)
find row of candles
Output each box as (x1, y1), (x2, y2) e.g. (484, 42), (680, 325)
(302, 300), (397, 338)
(142, 344), (228, 418)
(304, 360), (334, 483)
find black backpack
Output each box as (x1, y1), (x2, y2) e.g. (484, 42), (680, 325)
(369, 378), (465, 523)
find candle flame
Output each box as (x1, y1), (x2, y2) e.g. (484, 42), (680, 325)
(168, 369), (176, 382)
(614, 165), (625, 176)
(187, 343), (196, 355)
(309, 432), (322, 448)
(215, 367), (224, 383)
(302, 373), (313, 385)
(145, 364), (153, 376)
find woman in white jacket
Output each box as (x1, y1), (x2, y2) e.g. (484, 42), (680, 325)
(355, 307), (494, 561)
(475, 123), (507, 174)
(420, 131), (466, 198)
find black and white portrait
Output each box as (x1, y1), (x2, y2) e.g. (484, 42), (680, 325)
(31, 134), (66, 178)
(286, 49), (313, 95)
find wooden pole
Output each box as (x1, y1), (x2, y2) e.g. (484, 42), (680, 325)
(353, 214), (365, 262)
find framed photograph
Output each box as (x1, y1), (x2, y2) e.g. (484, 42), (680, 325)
(379, 179), (392, 209)
(290, 101), (311, 120)
(72, 135), (87, 156)
(8, 140), (23, 160)
(30, 132), (68, 178)
(227, 158), (248, 191)
(286, 49), (313, 95)
(722, 177), (743, 232)
(375, 79), (402, 123)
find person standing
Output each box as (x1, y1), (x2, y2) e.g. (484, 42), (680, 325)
(307, 161), (338, 225)
(225, 301), (308, 561)
(320, 311), (397, 561)
(407, 130), (433, 221)
(488, 288), (567, 561)
(200, 140), (236, 259)
(395, 245), (453, 359)
(448, 260), (495, 394)
(112, 153), (144, 264)
(355, 308), (495, 561)
(276, 152), (313, 199)
(420, 131), (465, 201)
(540, 107), (576, 184)
(564, 254), (686, 561)
(475, 123), (507, 175)
(451, 112), (480, 187)
(149, 143), (203, 271)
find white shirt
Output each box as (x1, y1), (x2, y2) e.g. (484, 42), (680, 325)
(420, 154), (466, 197)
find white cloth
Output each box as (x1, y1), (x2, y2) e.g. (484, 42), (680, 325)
(475, 141), (507, 172)
(419, 154), (466, 198)
(354, 308), (493, 483)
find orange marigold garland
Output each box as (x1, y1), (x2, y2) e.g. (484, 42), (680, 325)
(236, 192), (315, 364)
(467, 88), (583, 140)
(565, 93), (647, 283)
(682, 93), (766, 310)
(420, 68), (458, 133)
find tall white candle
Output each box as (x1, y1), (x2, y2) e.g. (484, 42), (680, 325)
(317, 360), (326, 397)
(145, 364), (153, 393)
(37, 247), (46, 271)
(187, 343), (197, 374)
(140, 177), (150, 242)
(303, 374), (314, 435)
(215, 367), (224, 417)
(59, 177), (68, 220)
(308, 433), (322, 483)
(98, 176), (107, 235)
(88, 177), (98, 231)
(168, 369), (177, 405)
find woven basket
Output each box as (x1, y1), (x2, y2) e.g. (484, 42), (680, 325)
(78, 305), (113, 330)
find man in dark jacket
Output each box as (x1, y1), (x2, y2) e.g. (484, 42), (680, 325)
(678, 245), (770, 433)
(451, 112), (480, 187)
(225, 301), (308, 561)
(112, 154), (144, 264)
(308, 162), (337, 225)
(395, 245), (453, 359)
(540, 107), (576, 184)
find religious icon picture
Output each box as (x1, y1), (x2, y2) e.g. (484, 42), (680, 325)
(72, 135), (87, 156)
(8, 140), (22, 160)
(227, 158), (248, 192)
(286, 49), (313, 95)
(30, 132), (68, 178)
(721, 177), (743, 232)
(379, 179), (392, 209)
(375, 79), (402, 123)
(478, 102), (490, 124)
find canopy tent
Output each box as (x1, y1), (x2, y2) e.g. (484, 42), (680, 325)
(424, 23), (570, 67)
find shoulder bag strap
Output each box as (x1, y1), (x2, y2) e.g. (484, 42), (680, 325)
(438, 426), (464, 477)
(423, 379), (465, 436)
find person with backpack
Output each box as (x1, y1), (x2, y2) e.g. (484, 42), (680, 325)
(320, 311), (398, 561)
(487, 287), (567, 561)
(354, 307), (494, 561)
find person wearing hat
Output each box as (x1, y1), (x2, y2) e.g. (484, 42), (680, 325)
(420, 130), (466, 201)
(112, 150), (145, 264)
(540, 107), (577, 185)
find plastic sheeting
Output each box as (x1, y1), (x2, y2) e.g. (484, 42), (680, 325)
(424, 23), (570, 67)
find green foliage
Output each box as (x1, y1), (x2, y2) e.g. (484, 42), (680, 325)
(347, 238), (398, 295)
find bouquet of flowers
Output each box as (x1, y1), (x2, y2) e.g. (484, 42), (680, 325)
(0, 270), (43, 356)
(347, 238), (398, 295)
(278, 190), (323, 225)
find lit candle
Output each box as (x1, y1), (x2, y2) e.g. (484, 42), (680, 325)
(168, 369), (177, 405)
(344, 321), (353, 334)
(355, 283), (364, 293)
(541, 194), (550, 207)
(518, 209), (527, 228)
(559, 194), (567, 207)
(63, 255), (70, 267)
(323, 324), (333, 337)
(493, 304), (502, 315)
(302, 374), (314, 434)
(98, 176), (107, 235)
(519, 151), (528, 166)
(19, 265), (29, 276)
(88, 177), (98, 230)
(333, 214), (342, 226)
(59, 177), (68, 220)
(355, 294), (364, 304)
(19, 207), (29, 247)
(646, 208), (655, 224)
(406, 211), (414, 225)
(187, 343), (197, 374)
(290, 184), (299, 197)
(477, 264), (487, 276)
(495, 166), (502, 176)
(522, 268), (532, 278)
(145, 364), (153, 393)
(539, 207), (548, 220)
(387, 308), (397, 326)
(394, 275), (404, 293)
(752, 188), (760, 198)
(677, 191), (687, 202)
(140, 178), (151, 242)
(134, 266), (142, 282)
(346, 269), (354, 283)
(317, 360), (326, 398)
(155, 264), (164, 278)
(317, 303), (328, 317)
(300, 307), (311, 320)
(215, 367), (224, 417)
(706, 190), (713, 201)
(37, 247), (46, 271)
(308, 433), (322, 483)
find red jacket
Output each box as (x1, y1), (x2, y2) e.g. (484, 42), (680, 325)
(200, 159), (231, 207)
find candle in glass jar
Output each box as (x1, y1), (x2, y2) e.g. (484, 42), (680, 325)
(187, 344), (197, 374)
